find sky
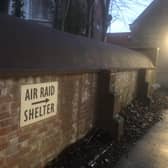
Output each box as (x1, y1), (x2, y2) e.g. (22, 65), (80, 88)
(108, 0), (154, 32)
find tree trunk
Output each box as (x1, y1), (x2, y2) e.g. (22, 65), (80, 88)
(0, 0), (9, 14)
(53, 0), (111, 41)
(12, 0), (24, 18)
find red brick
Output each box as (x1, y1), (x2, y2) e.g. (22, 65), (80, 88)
(38, 126), (47, 133)
(0, 158), (5, 167)
(6, 154), (20, 167)
(0, 112), (10, 120)
(0, 74), (99, 167)
(19, 158), (30, 168)
(8, 130), (19, 140)
(19, 147), (29, 155)
(19, 133), (30, 142)
(0, 103), (10, 113)
(11, 125), (19, 132)
(10, 102), (19, 111)
(0, 118), (12, 127)
(0, 127), (11, 136)
(0, 96), (12, 104)
(0, 143), (8, 151)
(0, 136), (8, 150)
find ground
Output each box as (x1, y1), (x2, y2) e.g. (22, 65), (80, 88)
(45, 91), (167, 168)
(115, 110), (168, 168)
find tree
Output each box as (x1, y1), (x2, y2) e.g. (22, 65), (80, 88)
(53, 0), (111, 41)
(109, 0), (151, 25)
(52, 0), (148, 40)
(12, 0), (24, 18)
(0, 0), (148, 40)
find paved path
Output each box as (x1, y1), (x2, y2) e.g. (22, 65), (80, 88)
(114, 110), (168, 168)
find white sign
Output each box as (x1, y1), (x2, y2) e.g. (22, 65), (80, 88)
(20, 82), (58, 127)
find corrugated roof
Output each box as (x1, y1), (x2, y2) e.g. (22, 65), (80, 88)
(0, 15), (154, 74)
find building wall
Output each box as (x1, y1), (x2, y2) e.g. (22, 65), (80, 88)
(129, 1), (168, 88)
(146, 69), (156, 95)
(8, 0), (54, 21)
(0, 70), (153, 168)
(156, 48), (168, 88)
(130, 1), (167, 47)
(0, 73), (97, 168)
(110, 71), (138, 108)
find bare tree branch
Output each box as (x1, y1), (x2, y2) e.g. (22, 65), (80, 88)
(108, 0), (152, 29)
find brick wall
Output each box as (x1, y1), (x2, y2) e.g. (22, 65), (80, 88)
(0, 73), (97, 168)
(110, 71), (138, 108)
(0, 70), (153, 168)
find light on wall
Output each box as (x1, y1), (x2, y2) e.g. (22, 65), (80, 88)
(164, 34), (168, 48)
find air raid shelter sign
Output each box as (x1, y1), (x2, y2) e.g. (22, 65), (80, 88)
(20, 82), (58, 127)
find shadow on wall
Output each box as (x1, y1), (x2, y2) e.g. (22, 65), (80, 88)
(95, 70), (114, 133)
(94, 69), (152, 136)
